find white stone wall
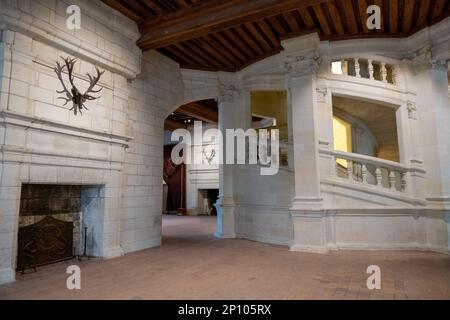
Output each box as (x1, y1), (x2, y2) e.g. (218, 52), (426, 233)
(0, 0), (185, 284)
(121, 51), (183, 252)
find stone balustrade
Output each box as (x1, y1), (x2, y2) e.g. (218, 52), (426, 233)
(329, 150), (416, 193)
(331, 58), (397, 85)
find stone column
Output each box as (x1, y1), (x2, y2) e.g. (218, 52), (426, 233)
(411, 49), (450, 251)
(286, 54), (327, 253)
(214, 82), (240, 238)
(412, 53), (449, 208)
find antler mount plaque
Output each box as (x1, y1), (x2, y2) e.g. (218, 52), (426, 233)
(54, 56), (105, 115)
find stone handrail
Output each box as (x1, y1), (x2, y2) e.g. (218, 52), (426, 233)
(321, 149), (424, 193)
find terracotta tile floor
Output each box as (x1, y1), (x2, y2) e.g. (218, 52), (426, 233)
(0, 215), (449, 300)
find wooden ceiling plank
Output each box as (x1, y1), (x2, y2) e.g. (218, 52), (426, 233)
(137, 0), (328, 49)
(101, 0), (144, 21)
(204, 35), (241, 66)
(245, 22), (273, 53)
(174, 43), (211, 67)
(297, 8), (315, 29)
(311, 4), (332, 36)
(214, 32), (247, 62)
(431, 0), (447, 20)
(327, 0), (345, 35)
(389, 0), (399, 33)
(225, 29), (257, 59)
(234, 26), (265, 56)
(141, 0), (167, 15)
(173, 0), (189, 9)
(124, 0), (154, 18)
(196, 38), (236, 69)
(178, 103), (218, 123)
(373, 0), (385, 32)
(339, 0), (358, 34)
(165, 119), (187, 131)
(267, 16), (287, 37)
(258, 20), (280, 48)
(165, 45), (200, 66)
(402, 0), (415, 33)
(283, 12), (301, 32)
(187, 40), (228, 69)
(417, 0), (432, 27)
(356, 0), (369, 33)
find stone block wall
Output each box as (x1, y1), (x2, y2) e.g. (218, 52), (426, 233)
(0, 0), (185, 284)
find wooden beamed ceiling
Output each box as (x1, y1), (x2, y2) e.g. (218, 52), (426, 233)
(164, 99), (218, 130)
(103, 0), (450, 72)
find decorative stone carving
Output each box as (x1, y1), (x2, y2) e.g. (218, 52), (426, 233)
(316, 87), (328, 103)
(218, 83), (241, 103)
(408, 46), (448, 74)
(406, 101), (417, 120)
(285, 53), (321, 77)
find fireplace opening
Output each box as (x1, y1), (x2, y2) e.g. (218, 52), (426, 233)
(198, 189), (218, 216)
(17, 184), (104, 272)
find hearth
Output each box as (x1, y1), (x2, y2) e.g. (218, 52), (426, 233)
(16, 184), (104, 272)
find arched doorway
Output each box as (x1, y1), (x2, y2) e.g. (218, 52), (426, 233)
(162, 99), (220, 243)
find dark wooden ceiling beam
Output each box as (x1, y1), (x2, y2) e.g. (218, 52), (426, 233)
(165, 119), (187, 131)
(311, 4), (332, 36)
(187, 40), (230, 69)
(196, 38), (236, 69)
(234, 26), (265, 56)
(174, 43), (210, 67)
(246, 22), (273, 52)
(327, 0), (345, 35)
(214, 32), (248, 62)
(283, 12), (300, 32)
(403, 0), (415, 33)
(432, 0), (447, 20)
(178, 103), (218, 123)
(102, 0), (144, 21)
(297, 7), (315, 29)
(225, 29), (256, 60)
(417, 0), (432, 27)
(141, 0), (166, 15)
(137, 0), (328, 50)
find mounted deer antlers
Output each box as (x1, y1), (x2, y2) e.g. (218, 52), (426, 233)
(54, 56), (105, 115)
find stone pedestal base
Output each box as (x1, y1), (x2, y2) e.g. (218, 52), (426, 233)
(290, 210), (329, 254)
(0, 267), (15, 285)
(214, 201), (236, 239)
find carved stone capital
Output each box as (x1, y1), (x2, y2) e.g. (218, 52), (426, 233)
(408, 46), (449, 74)
(285, 53), (321, 77)
(406, 101), (417, 120)
(316, 87), (328, 103)
(218, 83), (241, 103)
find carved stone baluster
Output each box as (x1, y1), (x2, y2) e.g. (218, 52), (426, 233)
(361, 164), (368, 184)
(375, 167), (382, 186)
(391, 66), (397, 85)
(347, 160), (353, 181)
(341, 59), (346, 75)
(381, 62), (388, 83)
(368, 59), (374, 80)
(354, 58), (361, 78)
(400, 172), (407, 193)
(389, 170), (397, 190)
(335, 158), (340, 177)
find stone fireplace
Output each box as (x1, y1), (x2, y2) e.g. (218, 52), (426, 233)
(198, 189), (219, 216)
(17, 184), (104, 271)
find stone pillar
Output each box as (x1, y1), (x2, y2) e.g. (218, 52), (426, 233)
(411, 49), (449, 252)
(286, 54), (327, 253)
(413, 54), (449, 209)
(214, 82), (240, 238)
